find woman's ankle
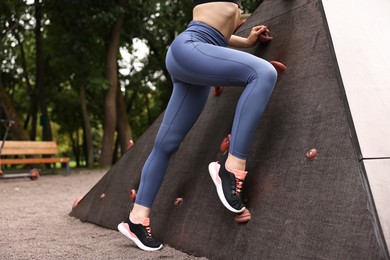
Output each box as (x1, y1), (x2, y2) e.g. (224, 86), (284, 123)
(226, 153), (246, 172)
(129, 204), (151, 224)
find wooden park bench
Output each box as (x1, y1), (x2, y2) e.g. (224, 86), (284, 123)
(0, 141), (70, 175)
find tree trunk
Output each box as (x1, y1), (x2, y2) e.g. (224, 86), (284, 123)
(0, 75), (29, 140)
(69, 130), (80, 167)
(15, 31), (35, 134)
(29, 96), (38, 140)
(15, 30), (37, 137)
(100, 0), (124, 167)
(112, 134), (120, 164)
(35, 0), (52, 141)
(116, 82), (132, 156)
(80, 85), (94, 167)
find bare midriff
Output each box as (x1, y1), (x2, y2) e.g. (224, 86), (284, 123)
(193, 2), (241, 40)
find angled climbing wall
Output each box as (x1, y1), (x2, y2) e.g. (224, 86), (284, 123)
(70, 0), (388, 259)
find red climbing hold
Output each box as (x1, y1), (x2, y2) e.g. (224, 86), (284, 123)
(213, 86), (224, 97)
(270, 61), (286, 75)
(72, 195), (84, 209)
(220, 134), (231, 154)
(234, 208), (252, 223)
(174, 198), (184, 208)
(129, 189), (137, 202)
(127, 140), (134, 150)
(306, 148), (317, 160)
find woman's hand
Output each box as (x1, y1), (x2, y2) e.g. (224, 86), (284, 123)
(228, 25), (272, 48)
(247, 25), (273, 46)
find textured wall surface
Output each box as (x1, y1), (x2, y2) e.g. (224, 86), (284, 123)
(70, 1), (385, 259)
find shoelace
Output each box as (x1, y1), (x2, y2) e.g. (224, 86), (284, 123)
(144, 225), (152, 238)
(234, 177), (244, 197)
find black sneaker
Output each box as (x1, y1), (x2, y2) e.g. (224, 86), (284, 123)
(208, 156), (247, 213)
(117, 216), (163, 251)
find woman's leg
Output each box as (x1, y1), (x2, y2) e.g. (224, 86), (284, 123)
(134, 79), (210, 210)
(168, 40), (278, 160)
(119, 79), (209, 251)
(119, 21), (277, 250)
(167, 41), (277, 212)
(131, 23), (277, 214)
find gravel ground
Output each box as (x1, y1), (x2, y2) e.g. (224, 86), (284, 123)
(0, 169), (207, 260)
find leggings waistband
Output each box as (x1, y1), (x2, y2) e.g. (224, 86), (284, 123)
(186, 21), (228, 47)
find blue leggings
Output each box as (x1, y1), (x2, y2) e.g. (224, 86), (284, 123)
(135, 21), (277, 208)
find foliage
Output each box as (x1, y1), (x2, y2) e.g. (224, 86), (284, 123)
(0, 0), (263, 167)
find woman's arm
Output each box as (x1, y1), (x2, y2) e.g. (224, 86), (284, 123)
(228, 25), (273, 48)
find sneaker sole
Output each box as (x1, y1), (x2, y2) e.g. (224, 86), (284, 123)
(208, 162), (245, 213)
(117, 223), (163, 252)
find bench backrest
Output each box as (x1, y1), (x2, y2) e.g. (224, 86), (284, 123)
(0, 141), (59, 156)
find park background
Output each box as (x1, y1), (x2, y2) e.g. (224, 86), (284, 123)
(0, 0), (261, 170)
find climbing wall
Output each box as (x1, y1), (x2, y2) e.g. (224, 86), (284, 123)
(70, 1), (387, 259)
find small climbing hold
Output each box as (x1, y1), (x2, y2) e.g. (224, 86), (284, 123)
(306, 148), (317, 160)
(127, 140), (134, 150)
(174, 197), (184, 208)
(270, 61), (286, 75)
(72, 195), (84, 209)
(129, 189), (137, 202)
(220, 134), (231, 154)
(100, 193), (106, 199)
(213, 86), (223, 97)
(234, 208), (252, 223)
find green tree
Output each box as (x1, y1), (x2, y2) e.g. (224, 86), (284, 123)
(0, 0), (31, 140)
(0, 0), (264, 169)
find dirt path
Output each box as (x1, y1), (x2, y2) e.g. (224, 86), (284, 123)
(0, 170), (207, 260)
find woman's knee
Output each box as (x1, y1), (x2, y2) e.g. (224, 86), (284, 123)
(151, 123), (179, 157)
(250, 60), (277, 94)
(259, 60), (278, 84)
(160, 139), (181, 156)
(154, 133), (182, 158)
